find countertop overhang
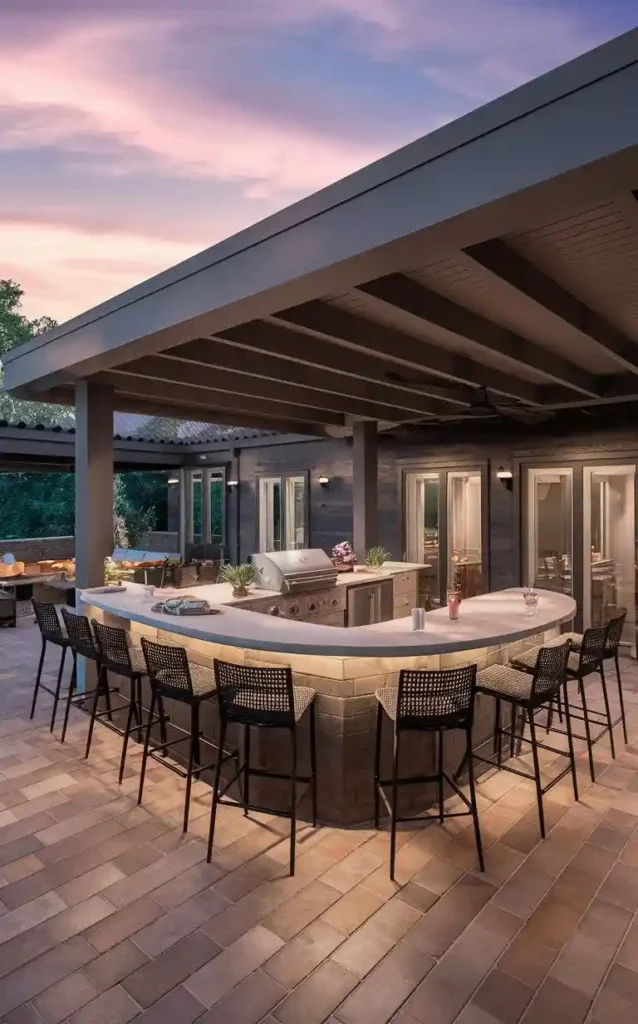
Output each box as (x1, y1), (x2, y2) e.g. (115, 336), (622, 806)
(78, 584), (576, 658)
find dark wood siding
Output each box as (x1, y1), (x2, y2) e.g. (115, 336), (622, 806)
(234, 410), (638, 589)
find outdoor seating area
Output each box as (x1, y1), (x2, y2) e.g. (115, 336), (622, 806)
(3, 602), (638, 1023)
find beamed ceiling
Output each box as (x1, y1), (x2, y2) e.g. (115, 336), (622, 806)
(78, 190), (638, 435)
(6, 31), (638, 435)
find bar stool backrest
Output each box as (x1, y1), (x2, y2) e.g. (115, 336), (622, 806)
(577, 623), (608, 676)
(60, 608), (98, 661)
(140, 636), (196, 701)
(92, 620), (133, 674)
(214, 659), (295, 727)
(605, 608), (627, 656)
(32, 599), (65, 643)
(530, 640), (571, 704)
(396, 664), (477, 731)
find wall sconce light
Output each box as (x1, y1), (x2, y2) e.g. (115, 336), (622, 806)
(167, 476), (179, 485)
(318, 475), (330, 487)
(227, 479), (239, 488)
(199, 454), (207, 461)
(496, 466), (514, 490)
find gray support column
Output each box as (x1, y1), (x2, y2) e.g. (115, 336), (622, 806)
(75, 382), (114, 589)
(352, 420), (378, 563)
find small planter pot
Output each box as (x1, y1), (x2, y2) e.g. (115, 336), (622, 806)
(232, 586), (249, 598)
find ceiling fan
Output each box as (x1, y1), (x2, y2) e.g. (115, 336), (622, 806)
(385, 370), (553, 424)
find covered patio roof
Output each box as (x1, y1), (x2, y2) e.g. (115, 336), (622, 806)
(4, 29), (638, 435)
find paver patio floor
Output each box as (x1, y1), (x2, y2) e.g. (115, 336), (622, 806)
(2, 616), (638, 1023)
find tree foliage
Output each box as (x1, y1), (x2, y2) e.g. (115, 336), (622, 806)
(0, 279), (73, 426)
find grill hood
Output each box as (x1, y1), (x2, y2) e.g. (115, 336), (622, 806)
(251, 549), (338, 594)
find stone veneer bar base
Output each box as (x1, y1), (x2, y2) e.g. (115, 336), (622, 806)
(84, 602), (559, 826)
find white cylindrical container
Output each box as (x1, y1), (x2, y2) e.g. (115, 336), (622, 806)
(412, 607), (425, 631)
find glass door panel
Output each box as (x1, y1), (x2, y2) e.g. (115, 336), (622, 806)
(405, 472), (440, 605)
(527, 469), (573, 593)
(209, 471), (225, 551)
(191, 471), (203, 545)
(284, 476), (306, 550)
(447, 471), (482, 597)
(584, 466), (635, 647)
(258, 477), (282, 552)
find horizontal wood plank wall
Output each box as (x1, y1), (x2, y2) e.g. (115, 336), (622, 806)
(234, 413), (638, 584)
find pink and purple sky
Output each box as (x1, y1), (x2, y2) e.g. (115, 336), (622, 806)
(1, 0), (636, 324)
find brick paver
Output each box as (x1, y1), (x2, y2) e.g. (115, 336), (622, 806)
(2, 617), (638, 1022)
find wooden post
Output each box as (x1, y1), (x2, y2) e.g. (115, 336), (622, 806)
(353, 420), (378, 563)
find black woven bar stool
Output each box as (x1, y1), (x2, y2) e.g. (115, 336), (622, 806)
(138, 638), (238, 833)
(475, 640), (576, 839)
(207, 660), (317, 876)
(552, 609), (628, 745)
(59, 608), (102, 744)
(30, 599), (72, 732)
(87, 621), (150, 783)
(511, 625), (609, 782)
(374, 664), (483, 881)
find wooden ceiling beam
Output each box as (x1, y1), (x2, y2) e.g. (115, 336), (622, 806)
(105, 355), (431, 424)
(465, 237), (638, 376)
(94, 372), (346, 427)
(166, 337), (457, 416)
(274, 300), (543, 405)
(358, 272), (600, 397)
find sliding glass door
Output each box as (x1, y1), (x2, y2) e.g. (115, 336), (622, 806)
(447, 471), (483, 597)
(583, 465), (635, 648)
(405, 472), (440, 605)
(526, 468), (573, 594)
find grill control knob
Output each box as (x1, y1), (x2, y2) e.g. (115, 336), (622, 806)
(307, 601), (317, 612)
(289, 604), (299, 616)
(331, 598), (339, 606)
(269, 605), (281, 616)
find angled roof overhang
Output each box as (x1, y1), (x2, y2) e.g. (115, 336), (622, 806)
(4, 29), (638, 436)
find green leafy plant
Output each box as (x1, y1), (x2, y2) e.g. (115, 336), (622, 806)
(220, 562), (257, 594)
(365, 545), (392, 569)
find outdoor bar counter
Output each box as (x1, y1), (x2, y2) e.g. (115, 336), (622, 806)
(80, 585), (576, 825)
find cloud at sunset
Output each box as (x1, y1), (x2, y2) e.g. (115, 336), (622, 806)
(0, 0), (635, 323)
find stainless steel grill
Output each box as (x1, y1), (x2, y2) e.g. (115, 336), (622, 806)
(251, 549), (338, 594)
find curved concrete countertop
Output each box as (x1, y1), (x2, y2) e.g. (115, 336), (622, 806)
(79, 584), (576, 658)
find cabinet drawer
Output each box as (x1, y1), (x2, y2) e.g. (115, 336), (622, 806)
(393, 571), (419, 596)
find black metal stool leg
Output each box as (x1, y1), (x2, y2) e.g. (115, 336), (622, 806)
(579, 678), (596, 782)
(492, 697), (501, 756)
(183, 704), (197, 833)
(615, 653), (628, 745)
(137, 690), (156, 807)
(118, 684), (138, 784)
(466, 728), (485, 872)
(192, 703), (201, 776)
(437, 730), (444, 824)
(389, 729), (400, 881)
(527, 707), (545, 838)
(243, 724), (250, 816)
(599, 666), (616, 760)
(207, 719), (226, 862)
(290, 725), (298, 876)
(103, 673), (113, 722)
(84, 666), (106, 760)
(30, 639), (46, 719)
(373, 702), (383, 829)
(562, 681), (579, 802)
(50, 646), (67, 732)
(61, 655), (77, 743)
(310, 703), (318, 828)
(157, 694), (169, 756)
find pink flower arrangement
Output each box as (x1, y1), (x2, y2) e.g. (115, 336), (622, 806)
(332, 541), (356, 565)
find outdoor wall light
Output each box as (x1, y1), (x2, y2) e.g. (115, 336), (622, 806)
(318, 475), (330, 487)
(227, 479), (239, 487)
(496, 466), (514, 490)
(167, 476), (179, 485)
(199, 454), (207, 461)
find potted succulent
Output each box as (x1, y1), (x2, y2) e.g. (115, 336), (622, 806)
(365, 545), (392, 571)
(331, 541), (356, 571)
(220, 562), (257, 598)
